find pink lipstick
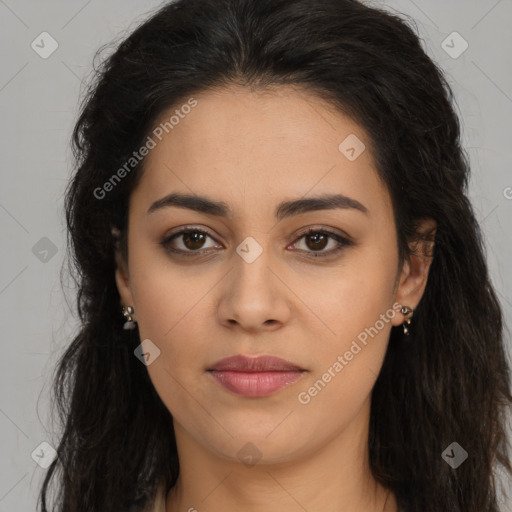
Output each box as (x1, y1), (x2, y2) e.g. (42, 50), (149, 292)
(207, 355), (306, 397)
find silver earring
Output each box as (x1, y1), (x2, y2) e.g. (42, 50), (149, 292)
(400, 305), (414, 335)
(122, 305), (137, 330)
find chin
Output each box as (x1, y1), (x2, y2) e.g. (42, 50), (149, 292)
(197, 425), (315, 465)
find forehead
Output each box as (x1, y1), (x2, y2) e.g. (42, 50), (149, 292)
(132, 85), (392, 222)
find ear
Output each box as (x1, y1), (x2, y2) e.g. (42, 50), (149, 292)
(391, 218), (436, 327)
(113, 231), (135, 313)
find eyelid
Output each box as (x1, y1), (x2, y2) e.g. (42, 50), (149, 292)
(161, 224), (353, 258)
(287, 226), (353, 258)
(292, 224), (353, 242)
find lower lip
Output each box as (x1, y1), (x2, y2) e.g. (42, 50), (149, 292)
(208, 370), (305, 397)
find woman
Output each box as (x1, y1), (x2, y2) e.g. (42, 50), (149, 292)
(38, 0), (512, 511)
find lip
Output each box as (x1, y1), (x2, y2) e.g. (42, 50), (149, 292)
(208, 355), (304, 372)
(207, 355), (306, 397)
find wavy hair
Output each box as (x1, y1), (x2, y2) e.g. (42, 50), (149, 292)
(39, 0), (512, 510)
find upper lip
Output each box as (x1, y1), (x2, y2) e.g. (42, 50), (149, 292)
(207, 355), (305, 372)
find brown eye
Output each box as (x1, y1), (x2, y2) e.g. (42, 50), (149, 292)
(291, 228), (353, 258)
(181, 231), (208, 250)
(304, 232), (329, 251)
(161, 226), (352, 259)
(161, 228), (221, 255)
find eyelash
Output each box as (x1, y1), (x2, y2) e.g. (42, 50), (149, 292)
(160, 225), (353, 259)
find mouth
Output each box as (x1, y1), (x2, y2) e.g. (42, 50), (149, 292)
(207, 355), (307, 398)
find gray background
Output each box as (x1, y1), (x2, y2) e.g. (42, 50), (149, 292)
(0, 1), (510, 510)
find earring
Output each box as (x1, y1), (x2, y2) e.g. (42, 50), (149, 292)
(122, 305), (137, 330)
(400, 305), (414, 335)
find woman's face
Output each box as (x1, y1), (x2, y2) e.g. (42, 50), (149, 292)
(115, 85), (431, 464)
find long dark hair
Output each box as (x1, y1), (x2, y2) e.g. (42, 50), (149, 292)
(39, 0), (512, 510)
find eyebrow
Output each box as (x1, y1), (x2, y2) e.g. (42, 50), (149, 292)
(147, 192), (369, 219)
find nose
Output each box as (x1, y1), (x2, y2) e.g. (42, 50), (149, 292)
(216, 246), (292, 333)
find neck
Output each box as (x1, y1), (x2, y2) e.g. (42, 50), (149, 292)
(165, 397), (397, 512)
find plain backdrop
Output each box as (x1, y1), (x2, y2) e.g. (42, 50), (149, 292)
(0, 1), (511, 510)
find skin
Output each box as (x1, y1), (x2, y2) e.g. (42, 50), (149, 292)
(115, 84), (436, 512)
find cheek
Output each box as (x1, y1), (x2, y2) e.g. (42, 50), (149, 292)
(127, 244), (217, 368)
(297, 308), (393, 425)
(130, 268), (213, 422)
(300, 250), (397, 408)
(128, 242), (204, 337)
(132, 277), (208, 367)
(314, 245), (398, 340)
